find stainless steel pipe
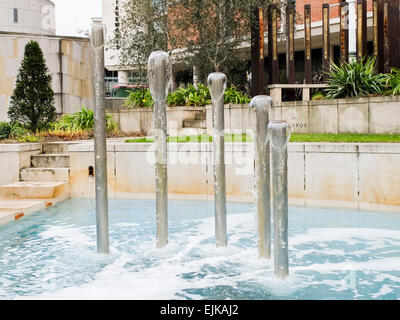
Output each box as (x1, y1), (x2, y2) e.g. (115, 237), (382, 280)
(268, 120), (291, 279)
(250, 96), (272, 259)
(148, 51), (170, 248)
(91, 21), (109, 254)
(208, 73), (227, 248)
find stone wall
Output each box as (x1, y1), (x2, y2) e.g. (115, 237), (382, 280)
(0, 143), (42, 186)
(69, 142), (400, 212)
(276, 96), (400, 134)
(106, 96), (400, 135)
(0, 32), (93, 121)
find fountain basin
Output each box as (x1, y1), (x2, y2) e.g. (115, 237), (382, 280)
(0, 198), (399, 300)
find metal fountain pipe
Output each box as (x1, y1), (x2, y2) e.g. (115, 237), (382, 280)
(148, 51), (171, 249)
(91, 21), (109, 254)
(267, 120), (291, 279)
(250, 96), (272, 259)
(208, 72), (227, 248)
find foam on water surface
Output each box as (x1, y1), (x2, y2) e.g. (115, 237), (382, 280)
(0, 199), (399, 300)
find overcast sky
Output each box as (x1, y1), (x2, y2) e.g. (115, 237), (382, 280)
(52, 0), (102, 36)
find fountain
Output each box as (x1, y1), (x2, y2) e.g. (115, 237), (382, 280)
(148, 51), (171, 249)
(90, 20), (109, 254)
(268, 120), (291, 279)
(208, 72), (228, 248)
(250, 96), (272, 259)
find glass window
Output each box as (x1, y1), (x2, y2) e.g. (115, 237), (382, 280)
(13, 8), (18, 24)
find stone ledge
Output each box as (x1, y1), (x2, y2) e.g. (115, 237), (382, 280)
(0, 143), (42, 153)
(68, 141), (400, 154)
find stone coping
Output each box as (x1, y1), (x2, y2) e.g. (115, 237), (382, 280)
(77, 193), (400, 213)
(107, 106), (207, 112)
(268, 84), (328, 89)
(0, 143), (41, 153)
(68, 141), (400, 154)
(106, 95), (400, 111)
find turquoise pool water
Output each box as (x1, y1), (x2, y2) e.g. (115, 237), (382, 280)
(0, 199), (399, 300)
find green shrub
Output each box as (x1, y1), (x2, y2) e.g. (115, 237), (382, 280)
(167, 84), (249, 107)
(224, 86), (251, 104)
(8, 41), (56, 131)
(10, 123), (29, 139)
(54, 105), (118, 132)
(325, 56), (388, 99)
(186, 84), (211, 106)
(126, 84), (250, 108)
(311, 91), (325, 100)
(167, 84), (211, 107)
(124, 88), (153, 108)
(167, 87), (188, 106)
(0, 122), (12, 140)
(17, 134), (42, 143)
(386, 68), (400, 95)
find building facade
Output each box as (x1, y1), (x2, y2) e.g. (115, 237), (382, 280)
(102, 0), (375, 88)
(0, 0), (93, 121)
(0, 0), (56, 35)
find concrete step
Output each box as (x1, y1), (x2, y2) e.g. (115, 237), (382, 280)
(0, 211), (15, 226)
(0, 182), (70, 206)
(183, 119), (206, 129)
(31, 154), (70, 168)
(42, 142), (75, 154)
(0, 200), (46, 227)
(176, 128), (207, 136)
(20, 168), (70, 182)
(0, 200), (46, 215)
(194, 112), (206, 121)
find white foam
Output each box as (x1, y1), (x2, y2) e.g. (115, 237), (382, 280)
(15, 214), (400, 300)
(293, 257), (400, 272)
(39, 225), (93, 245)
(371, 284), (394, 299)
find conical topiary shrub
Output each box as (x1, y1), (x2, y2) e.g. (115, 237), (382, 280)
(8, 40), (56, 131)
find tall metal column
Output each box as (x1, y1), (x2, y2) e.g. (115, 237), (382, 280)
(267, 4), (279, 84)
(340, 1), (349, 64)
(356, 0), (367, 61)
(251, 96), (272, 259)
(208, 72), (227, 248)
(91, 20), (109, 254)
(268, 120), (291, 279)
(388, 0), (400, 69)
(383, 0), (390, 72)
(251, 7), (265, 96)
(373, 0), (380, 71)
(286, 2), (295, 100)
(148, 51), (170, 249)
(322, 4), (331, 80)
(304, 5), (312, 84)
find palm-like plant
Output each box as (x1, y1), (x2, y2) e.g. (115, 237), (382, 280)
(325, 56), (388, 99)
(386, 68), (400, 95)
(54, 105), (118, 132)
(124, 88), (153, 108)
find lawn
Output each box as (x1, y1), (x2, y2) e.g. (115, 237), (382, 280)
(126, 133), (400, 143)
(290, 133), (400, 143)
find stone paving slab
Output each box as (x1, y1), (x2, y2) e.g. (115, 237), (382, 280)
(0, 200), (46, 215)
(0, 182), (69, 199)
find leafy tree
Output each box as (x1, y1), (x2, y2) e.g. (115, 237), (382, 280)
(8, 41), (56, 131)
(109, 0), (286, 85)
